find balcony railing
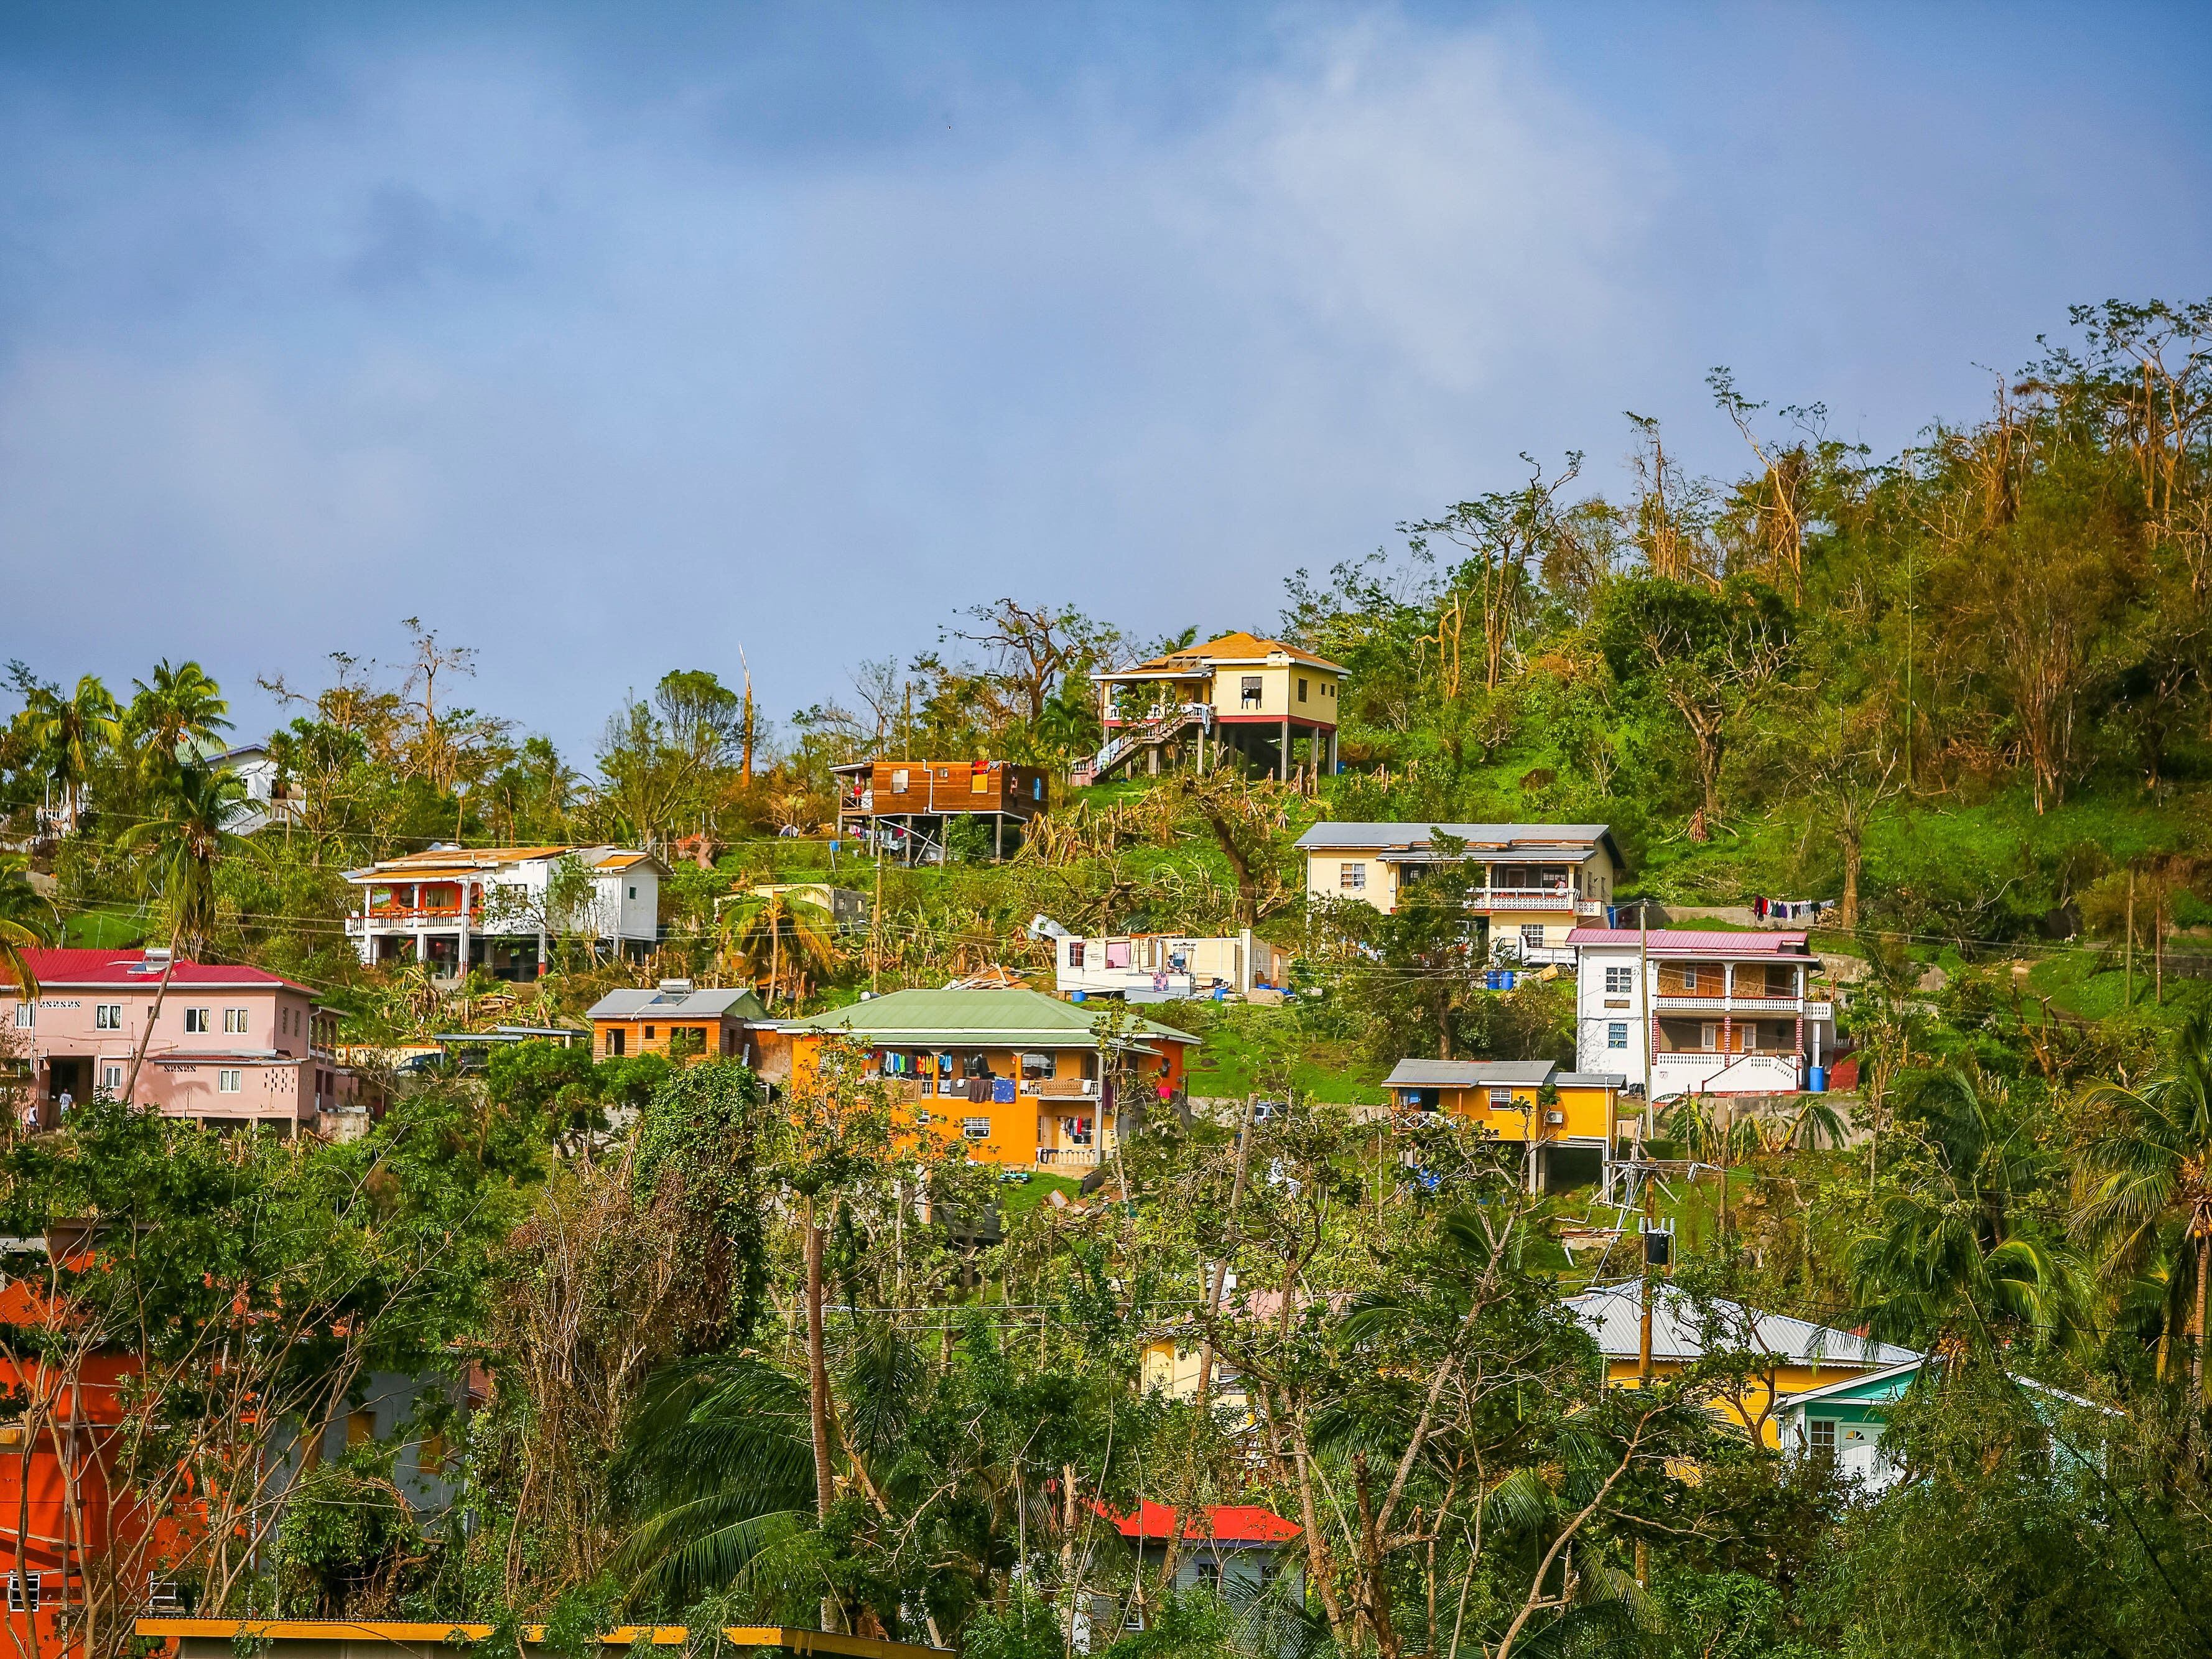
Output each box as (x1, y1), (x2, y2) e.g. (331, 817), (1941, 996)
(1036, 1146), (1102, 1168)
(1654, 993), (1807, 1013)
(349, 906), (483, 929)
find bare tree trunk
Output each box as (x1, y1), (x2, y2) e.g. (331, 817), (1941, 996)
(805, 1196), (842, 1631)
(120, 924), (182, 1108)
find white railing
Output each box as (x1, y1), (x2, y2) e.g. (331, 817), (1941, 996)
(1654, 993), (1806, 1013)
(1471, 888), (1581, 911)
(1092, 702), (1214, 778)
(1036, 1146), (1102, 1168)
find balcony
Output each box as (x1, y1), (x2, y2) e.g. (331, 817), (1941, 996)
(1653, 993), (1808, 1013)
(347, 907), (483, 932)
(1036, 1146), (1102, 1168)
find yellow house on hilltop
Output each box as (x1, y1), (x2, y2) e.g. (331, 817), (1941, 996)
(1084, 631), (1346, 783)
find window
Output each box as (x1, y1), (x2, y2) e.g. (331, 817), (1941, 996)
(961, 1117), (991, 1140)
(11, 1004), (28, 1029)
(1520, 924), (1545, 951)
(1808, 1418), (1836, 1464)
(628, 885), (638, 899)
(101, 1063), (124, 1092)
(185, 1008), (211, 1033)
(224, 1008), (249, 1034)
(607, 1029), (626, 1057)
(96, 1003), (122, 1029)
(417, 1431), (448, 1475)
(1033, 777), (1044, 800)
(1104, 940), (1130, 969)
(1021, 1052), (1054, 1080)
(891, 768), (909, 792)
(1700, 1023), (1719, 1051)
(1604, 966), (1633, 994)
(644, 1025), (656, 1039)
(7, 1571), (38, 1612)
(1194, 1559), (1222, 1591)
(1067, 942), (1085, 968)
(1340, 862), (1366, 890)
(347, 1408), (378, 1446)
(1240, 675), (1262, 709)
(1487, 1086), (1517, 1109)
(217, 1070), (242, 1094)
(1607, 1022), (1629, 1049)
(1297, 676), (1308, 703)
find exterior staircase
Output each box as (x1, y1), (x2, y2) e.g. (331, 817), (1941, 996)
(1085, 702), (1214, 782)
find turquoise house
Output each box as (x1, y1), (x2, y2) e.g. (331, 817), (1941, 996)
(1776, 1357), (2113, 1491)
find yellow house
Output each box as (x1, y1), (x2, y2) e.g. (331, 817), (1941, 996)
(781, 987), (1197, 1171)
(1296, 822), (1621, 964)
(1382, 1058), (1624, 1190)
(1085, 631), (1346, 783)
(1564, 1282), (1921, 1446)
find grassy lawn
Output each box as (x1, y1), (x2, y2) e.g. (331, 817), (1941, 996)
(63, 908), (150, 949)
(992, 1171), (1085, 1215)
(1181, 1008), (1390, 1105)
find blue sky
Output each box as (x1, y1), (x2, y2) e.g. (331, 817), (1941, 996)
(2, 2), (2208, 758)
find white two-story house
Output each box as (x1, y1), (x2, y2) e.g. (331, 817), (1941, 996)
(1569, 926), (1837, 1098)
(342, 844), (664, 980)
(1297, 822), (1621, 964)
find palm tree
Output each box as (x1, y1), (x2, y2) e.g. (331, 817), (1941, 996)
(609, 1354), (817, 1609)
(1847, 1066), (2081, 1351)
(0, 853), (57, 1000)
(719, 889), (836, 1008)
(128, 659), (232, 774)
(2075, 1008), (2212, 1400)
(22, 675), (119, 830)
(113, 762), (254, 1105)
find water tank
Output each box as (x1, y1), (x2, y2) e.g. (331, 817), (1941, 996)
(1808, 1066), (1828, 1093)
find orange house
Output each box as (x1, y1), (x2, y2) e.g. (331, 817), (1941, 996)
(781, 988), (1196, 1171)
(587, 982), (771, 1064)
(0, 1258), (202, 1656)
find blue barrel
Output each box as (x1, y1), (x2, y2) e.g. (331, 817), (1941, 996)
(1071, 990), (1087, 1003)
(1808, 1066), (1827, 1092)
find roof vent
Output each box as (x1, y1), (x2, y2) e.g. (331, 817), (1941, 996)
(656, 978), (694, 998)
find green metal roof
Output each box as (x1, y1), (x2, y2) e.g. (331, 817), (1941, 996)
(786, 987), (1197, 1046)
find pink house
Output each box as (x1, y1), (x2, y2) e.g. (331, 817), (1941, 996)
(1, 948), (365, 1135)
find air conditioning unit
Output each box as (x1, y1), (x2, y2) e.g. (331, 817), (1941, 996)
(1544, 1111), (1565, 1125)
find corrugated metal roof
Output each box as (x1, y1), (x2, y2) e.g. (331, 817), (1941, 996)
(588, 986), (769, 1021)
(1564, 1283), (1920, 1367)
(1111, 631), (1346, 675)
(7, 948), (317, 997)
(1383, 1058), (1558, 1088)
(1296, 822), (1615, 855)
(1566, 928), (1809, 954)
(787, 987), (1197, 1044)
(1102, 1500), (1301, 1543)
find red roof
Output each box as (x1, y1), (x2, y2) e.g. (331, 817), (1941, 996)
(1566, 928), (1809, 955)
(9, 948), (317, 996)
(1101, 1501), (1300, 1544)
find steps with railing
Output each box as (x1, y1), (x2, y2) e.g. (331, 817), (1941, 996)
(1089, 702), (1215, 780)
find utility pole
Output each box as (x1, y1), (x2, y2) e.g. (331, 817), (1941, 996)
(1635, 1177), (1658, 1589)
(1638, 901), (1653, 1149)
(870, 818), (885, 994)
(2156, 880), (2165, 1006)
(2126, 869), (2136, 1008)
